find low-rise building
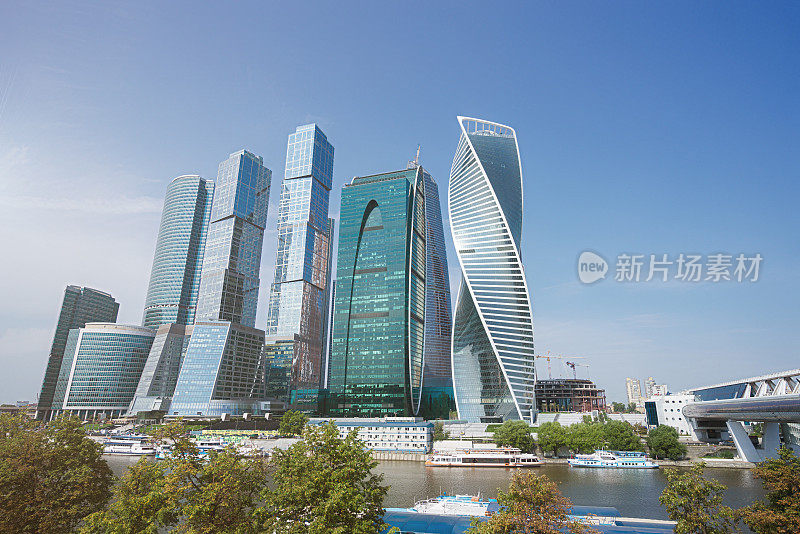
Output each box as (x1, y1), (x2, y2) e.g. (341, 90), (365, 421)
(311, 417), (433, 452)
(644, 393), (701, 438)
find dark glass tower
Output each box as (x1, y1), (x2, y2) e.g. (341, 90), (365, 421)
(37, 285), (119, 419)
(328, 164), (452, 417)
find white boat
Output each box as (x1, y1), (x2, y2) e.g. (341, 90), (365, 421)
(568, 450), (658, 469)
(389, 494), (500, 516)
(426, 447), (541, 467)
(156, 437), (227, 460)
(101, 436), (156, 456)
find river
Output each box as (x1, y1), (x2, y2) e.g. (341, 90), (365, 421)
(105, 456), (764, 521)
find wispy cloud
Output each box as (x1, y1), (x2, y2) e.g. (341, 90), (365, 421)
(0, 194), (162, 214)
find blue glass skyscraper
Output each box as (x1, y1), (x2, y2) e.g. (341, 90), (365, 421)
(170, 149), (272, 418)
(195, 150), (271, 327)
(142, 175), (214, 328)
(265, 124), (334, 410)
(449, 116), (536, 423)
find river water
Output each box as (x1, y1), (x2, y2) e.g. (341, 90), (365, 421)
(105, 456), (764, 520)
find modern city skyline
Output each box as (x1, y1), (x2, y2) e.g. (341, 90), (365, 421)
(449, 116), (536, 423)
(328, 163), (452, 418)
(142, 175), (214, 328)
(265, 124), (335, 410)
(49, 322), (156, 420)
(36, 286), (120, 420)
(195, 150), (271, 327)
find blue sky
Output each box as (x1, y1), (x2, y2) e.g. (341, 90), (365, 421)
(0, 2), (797, 403)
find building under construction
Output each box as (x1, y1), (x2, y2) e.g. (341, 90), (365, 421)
(535, 379), (607, 413)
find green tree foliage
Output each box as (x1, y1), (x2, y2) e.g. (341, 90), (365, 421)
(611, 402), (626, 413)
(432, 421), (450, 441)
(492, 420), (536, 453)
(602, 420), (643, 451)
(258, 421), (389, 533)
(0, 413), (113, 534)
(279, 410), (309, 436)
(536, 422), (568, 456)
(468, 471), (595, 534)
(627, 403), (638, 413)
(647, 425), (687, 460)
(566, 422), (605, 454)
(659, 463), (738, 533)
(739, 446), (800, 533)
(83, 420), (267, 534)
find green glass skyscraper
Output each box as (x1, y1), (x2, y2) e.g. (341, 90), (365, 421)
(328, 163), (452, 417)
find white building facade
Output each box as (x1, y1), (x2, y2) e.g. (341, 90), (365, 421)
(311, 417), (433, 453)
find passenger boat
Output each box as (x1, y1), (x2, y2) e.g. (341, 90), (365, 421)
(426, 447), (541, 467)
(156, 437), (227, 460)
(101, 435), (156, 456)
(568, 450), (658, 469)
(388, 494), (500, 516)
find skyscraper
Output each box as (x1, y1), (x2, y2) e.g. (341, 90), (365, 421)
(142, 175), (214, 328)
(49, 323), (156, 420)
(37, 285), (119, 419)
(626, 377), (643, 406)
(195, 150), (271, 327)
(170, 149), (272, 418)
(265, 124), (334, 410)
(328, 163), (452, 418)
(449, 116), (536, 423)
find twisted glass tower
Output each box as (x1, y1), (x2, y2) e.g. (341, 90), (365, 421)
(142, 175), (214, 328)
(449, 116), (536, 423)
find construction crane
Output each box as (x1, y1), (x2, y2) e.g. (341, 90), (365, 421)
(565, 361), (590, 380)
(534, 351), (565, 379)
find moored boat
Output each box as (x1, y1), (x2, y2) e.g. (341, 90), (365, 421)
(568, 450), (658, 469)
(426, 447), (541, 467)
(100, 435), (156, 456)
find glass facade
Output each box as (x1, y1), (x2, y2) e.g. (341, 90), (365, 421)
(49, 323), (156, 420)
(127, 323), (193, 415)
(328, 165), (451, 418)
(169, 321), (267, 417)
(195, 150), (271, 328)
(37, 285), (119, 419)
(265, 124), (334, 412)
(142, 175), (214, 328)
(263, 338), (295, 403)
(449, 117), (536, 423)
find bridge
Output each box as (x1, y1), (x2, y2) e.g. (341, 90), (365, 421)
(682, 369), (800, 462)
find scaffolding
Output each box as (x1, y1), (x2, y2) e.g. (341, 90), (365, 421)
(535, 378), (606, 413)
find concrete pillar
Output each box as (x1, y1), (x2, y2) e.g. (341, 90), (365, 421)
(727, 421), (780, 463)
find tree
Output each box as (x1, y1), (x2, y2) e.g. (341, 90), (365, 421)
(627, 403), (638, 413)
(602, 420), (643, 451)
(611, 402), (626, 413)
(468, 471), (594, 534)
(647, 425), (687, 460)
(0, 414), (113, 534)
(739, 446), (800, 533)
(432, 421), (450, 441)
(536, 422), (568, 457)
(258, 421), (389, 533)
(659, 463), (738, 533)
(493, 420), (536, 453)
(566, 422), (604, 454)
(279, 410), (309, 436)
(83, 420), (266, 534)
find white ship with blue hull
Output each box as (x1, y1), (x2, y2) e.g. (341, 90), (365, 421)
(568, 450), (658, 469)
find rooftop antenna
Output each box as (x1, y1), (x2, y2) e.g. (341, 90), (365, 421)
(408, 145), (422, 169)
(415, 144), (421, 165)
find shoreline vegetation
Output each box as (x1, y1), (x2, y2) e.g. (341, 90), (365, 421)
(2, 413), (798, 533)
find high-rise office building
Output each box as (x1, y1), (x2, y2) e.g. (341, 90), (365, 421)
(195, 150), (271, 327)
(49, 323), (156, 420)
(265, 124), (334, 411)
(328, 163), (452, 418)
(127, 323), (193, 415)
(37, 285), (119, 419)
(449, 116), (536, 423)
(142, 175), (214, 328)
(644, 376), (656, 398)
(170, 149), (272, 418)
(626, 377), (643, 406)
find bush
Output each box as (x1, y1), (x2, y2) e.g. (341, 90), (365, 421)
(647, 425), (687, 460)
